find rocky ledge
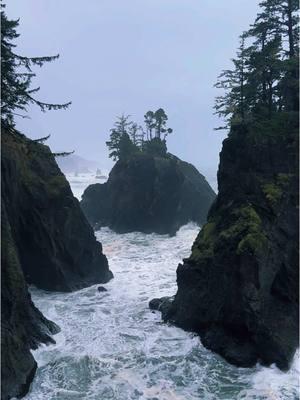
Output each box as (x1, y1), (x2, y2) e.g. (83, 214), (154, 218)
(81, 153), (215, 235)
(150, 123), (299, 371)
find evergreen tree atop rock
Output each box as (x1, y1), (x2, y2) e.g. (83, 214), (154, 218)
(214, 0), (299, 131)
(106, 108), (173, 160)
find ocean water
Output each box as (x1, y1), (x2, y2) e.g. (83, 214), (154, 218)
(23, 174), (299, 400)
(65, 172), (108, 200)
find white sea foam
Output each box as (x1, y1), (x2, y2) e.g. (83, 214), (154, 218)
(24, 224), (299, 400)
(23, 175), (299, 400)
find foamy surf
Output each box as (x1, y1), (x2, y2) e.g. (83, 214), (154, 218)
(24, 223), (299, 400)
(22, 174), (299, 400)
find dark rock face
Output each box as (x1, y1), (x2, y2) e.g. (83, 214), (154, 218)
(1, 130), (113, 399)
(152, 126), (299, 370)
(1, 202), (60, 400)
(81, 153), (215, 235)
(2, 131), (113, 292)
(149, 297), (174, 315)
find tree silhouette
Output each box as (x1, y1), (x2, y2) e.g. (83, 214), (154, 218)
(106, 109), (173, 160)
(106, 115), (138, 160)
(214, 0), (299, 130)
(1, 5), (71, 127)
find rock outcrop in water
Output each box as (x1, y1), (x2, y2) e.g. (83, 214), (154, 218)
(151, 124), (299, 370)
(2, 130), (113, 292)
(80, 153), (215, 235)
(1, 129), (113, 399)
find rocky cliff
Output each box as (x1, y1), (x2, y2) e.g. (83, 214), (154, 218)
(150, 124), (299, 370)
(2, 130), (113, 292)
(1, 129), (113, 399)
(1, 202), (59, 400)
(81, 153), (215, 235)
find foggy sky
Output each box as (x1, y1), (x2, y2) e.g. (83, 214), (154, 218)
(6, 0), (259, 178)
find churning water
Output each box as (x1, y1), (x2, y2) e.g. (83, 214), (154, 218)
(23, 174), (299, 400)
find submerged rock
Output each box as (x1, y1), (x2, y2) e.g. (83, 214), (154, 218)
(152, 124), (299, 370)
(97, 286), (108, 292)
(81, 153), (215, 235)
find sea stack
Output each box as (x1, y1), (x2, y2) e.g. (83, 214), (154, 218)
(151, 123), (299, 370)
(81, 152), (215, 235)
(2, 130), (113, 292)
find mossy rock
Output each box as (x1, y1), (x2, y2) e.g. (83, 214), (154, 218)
(237, 231), (268, 255)
(191, 205), (268, 261)
(190, 221), (217, 262)
(261, 173), (294, 208)
(161, 120), (299, 371)
(223, 205), (267, 256)
(262, 183), (282, 207)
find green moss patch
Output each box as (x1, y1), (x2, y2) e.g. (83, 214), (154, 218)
(189, 205), (268, 263)
(220, 205), (267, 256)
(262, 183), (282, 207)
(262, 173), (293, 207)
(190, 221), (217, 262)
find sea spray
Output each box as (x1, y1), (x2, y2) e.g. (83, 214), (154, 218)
(25, 223), (299, 400)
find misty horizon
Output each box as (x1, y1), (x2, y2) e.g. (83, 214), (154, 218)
(6, 0), (259, 177)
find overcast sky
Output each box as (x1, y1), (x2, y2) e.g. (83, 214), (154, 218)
(7, 0), (259, 178)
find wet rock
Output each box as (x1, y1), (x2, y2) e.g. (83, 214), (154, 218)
(1, 129), (114, 399)
(1, 201), (60, 400)
(149, 297), (173, 318)
(97, 286), (108, 292)
(1, 130), (113, 292)
(152, 124), (299, 370)
(81, 153), (215, 235)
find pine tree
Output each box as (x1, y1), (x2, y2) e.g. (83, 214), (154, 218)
(214, 0), (299, 131)
(128, 122), (138, 145)
(214, 35), (250, 128)
(106, 109), (173, 160)
(144, 109), (172, 139)
(144, 111), (156, 140)
(118, 133), (137, 160)
(1, 6), (71, 127)
(106, 115), (138, 161)
(279, 0), (299, 111)
(153, 108), (173, 139)
(248, 0), (299, 113)
(129, 123), (145, 148)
